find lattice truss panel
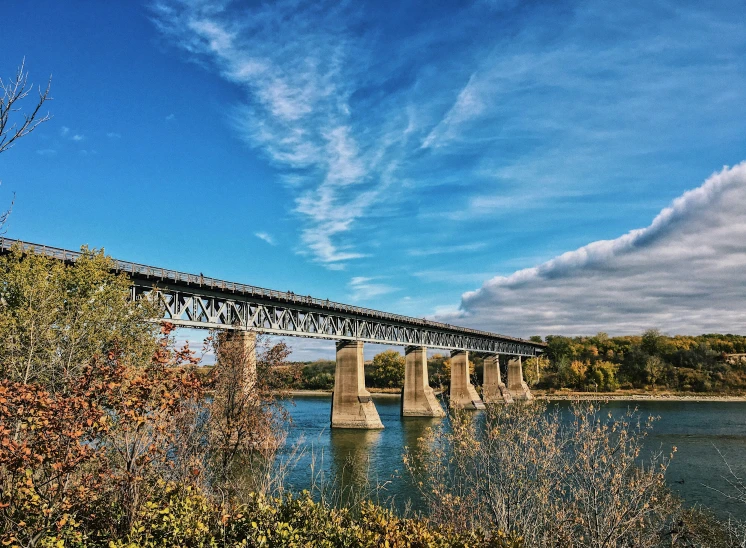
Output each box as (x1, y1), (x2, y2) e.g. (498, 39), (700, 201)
(134, 285), (540, 356)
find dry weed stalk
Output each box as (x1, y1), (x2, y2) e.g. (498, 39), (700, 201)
(406, 400), (678, 546)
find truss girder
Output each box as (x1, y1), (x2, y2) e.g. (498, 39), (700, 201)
(135, 285), (541, 356)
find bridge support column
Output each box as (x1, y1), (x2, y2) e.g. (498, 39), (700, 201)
(507, 356), (533, 401)
(331, 341), (384, 429)
(218, 330), (256, 394)
(401, 346), (446, 417)
(483, 355), (513, 404)
(449, 350), (485, 410)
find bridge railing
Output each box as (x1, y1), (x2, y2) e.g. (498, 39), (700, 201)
(0, 237), (544, 347)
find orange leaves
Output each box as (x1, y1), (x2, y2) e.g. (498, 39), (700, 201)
(0, 379), (110, 546)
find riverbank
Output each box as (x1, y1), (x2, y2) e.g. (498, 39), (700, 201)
(283, 388), (746, 402)
(285, 388), (403, 398)
(533, 389), (746, 401)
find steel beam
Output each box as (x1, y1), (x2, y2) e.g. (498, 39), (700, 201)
(1, 238), (546, 356)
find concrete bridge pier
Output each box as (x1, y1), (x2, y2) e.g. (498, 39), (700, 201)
(507, 356), (534, 401)
(449, 350), (485, 409)
(482, 355), (513, 404)
(331, 341), (384, 429)
(401, 346), (446, 417)
(218, 330), (257, 395)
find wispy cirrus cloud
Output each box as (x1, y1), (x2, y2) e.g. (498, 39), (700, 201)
(408, 242), (487, 257)
(254, 231), (276, 246)
(348, 276), (397, 302)
(437, 163), (746, 336)
(150, 0), (746, 332)
(150, 0), (408, 268)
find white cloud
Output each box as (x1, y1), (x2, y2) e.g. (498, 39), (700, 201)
(59, 126), (86, 143)
(437, 163), (746, 337)
(150, 0), (412, 269)
(150, 0), (746, 280)
(107, 132), (122, 139)
(421, 72), (483, 149)
(348, 276), (397, 301)
(165, 113), (175, 121)
(254, 231), (276, 245)
(36, 149), (56, 156)
(408, 242), (487, 257)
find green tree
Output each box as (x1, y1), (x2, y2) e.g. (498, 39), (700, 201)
(587, 360), (619, 391)
(645, 355), (665, 389)
(545, 335), (574, 364)
(641, 328), (663, 356)
(0, 244), (158, 393)
(523, 355), (549, 387)
(367, 350), (405, 388)
(428, 353), (450, 388)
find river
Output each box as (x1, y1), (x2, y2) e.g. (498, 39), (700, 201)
(279, 396), (746, 521)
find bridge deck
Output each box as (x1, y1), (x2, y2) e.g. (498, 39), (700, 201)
(0, 238), (545, 356)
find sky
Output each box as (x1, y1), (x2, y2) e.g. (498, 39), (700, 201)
(1, 0), (745, 360)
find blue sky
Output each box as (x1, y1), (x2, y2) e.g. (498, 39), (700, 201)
(1, 0), (745, 359)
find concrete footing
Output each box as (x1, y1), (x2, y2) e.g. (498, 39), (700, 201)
(331, 341), (384, 429)
(449, 350), (485, 409)
(507, 356), (534, 401)
(401, 346), (446, 417)
(482, 355), (513, 404)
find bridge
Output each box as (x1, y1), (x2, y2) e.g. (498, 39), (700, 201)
(0, 238), (545, 428)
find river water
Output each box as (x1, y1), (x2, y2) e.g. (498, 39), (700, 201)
(280, 396), (746, 521)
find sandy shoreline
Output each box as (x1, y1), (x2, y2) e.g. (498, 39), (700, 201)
(283, 389), (746, 402)
(533, 392), (746, 402)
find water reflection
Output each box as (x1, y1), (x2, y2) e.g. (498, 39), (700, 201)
(400, 416), (444, 452)
(284, 396), (746, 521)
(328, 428), (383, 498)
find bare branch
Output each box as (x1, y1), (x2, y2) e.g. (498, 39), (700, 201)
(0, 58), (53, 155)
(0, 193), (14, 234)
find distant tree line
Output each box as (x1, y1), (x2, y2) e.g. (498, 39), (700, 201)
(271, 351), (476, 392)
(271, 330), (746, 395)
(536, 330), (746, 393)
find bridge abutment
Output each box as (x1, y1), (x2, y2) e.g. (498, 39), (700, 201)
(482, 355), (513, 404)
(507, 356), (533, 401)
(331, 341), (384, 429)
(449, 350), (485, 409)
(401, 346), (445, 417)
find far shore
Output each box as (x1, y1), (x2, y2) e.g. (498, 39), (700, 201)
(533, 390), (746, 402)
(282, 388), (746, 402)
(284, 389), (402, 398)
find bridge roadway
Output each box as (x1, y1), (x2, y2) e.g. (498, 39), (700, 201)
(1, 238), (545, 428)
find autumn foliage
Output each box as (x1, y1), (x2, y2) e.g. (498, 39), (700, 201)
(0, 379), (107, 547)
(2, 245), (744, 547)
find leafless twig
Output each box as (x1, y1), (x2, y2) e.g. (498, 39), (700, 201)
(0, 58), (53, 155)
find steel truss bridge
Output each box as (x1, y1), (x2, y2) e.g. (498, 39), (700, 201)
(0, 238), (545, 357)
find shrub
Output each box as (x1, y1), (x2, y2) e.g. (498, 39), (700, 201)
(108, 484), (522, 548)
(406, 401), (682, 547)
